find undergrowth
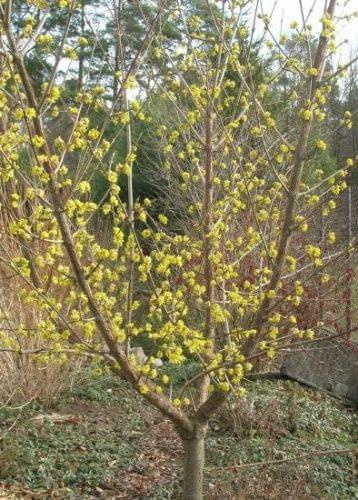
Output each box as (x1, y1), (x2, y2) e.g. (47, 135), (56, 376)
(0, 371), (356, 499)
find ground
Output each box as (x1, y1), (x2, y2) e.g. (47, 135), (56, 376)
(0, 372), (357, 499)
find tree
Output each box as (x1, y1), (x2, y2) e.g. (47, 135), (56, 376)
(0, 0), (356, 498)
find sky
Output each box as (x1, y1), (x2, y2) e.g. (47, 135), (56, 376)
(259, 0), (358, 65)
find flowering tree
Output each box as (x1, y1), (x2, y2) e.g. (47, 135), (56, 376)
(0, 0), (356, 498)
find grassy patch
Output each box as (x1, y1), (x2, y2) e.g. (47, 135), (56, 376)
(0, 373), (356, 499)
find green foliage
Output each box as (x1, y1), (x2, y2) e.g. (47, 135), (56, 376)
(0, 375), (356, 498)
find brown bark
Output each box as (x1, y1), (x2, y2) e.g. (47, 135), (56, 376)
(197, 106), (215, 407)
(182, 424), (207, 500)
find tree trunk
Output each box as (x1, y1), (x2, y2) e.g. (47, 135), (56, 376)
(182, 426), (206, 500)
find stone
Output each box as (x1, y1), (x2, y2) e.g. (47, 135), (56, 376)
(130, 346), (147, 365)
(281, 337), (358, 403)
(151, 358), (163, 367)
(130, 346), (163, 367)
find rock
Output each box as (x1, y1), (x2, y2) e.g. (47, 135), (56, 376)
(151, 358), (163, 367)
(130, 346), (147, 365)
(281, 337), (358, 403)
(333, 382), (349, 398)
(130, 346), (163, 367)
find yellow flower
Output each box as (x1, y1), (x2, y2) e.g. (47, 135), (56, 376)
(64, 46), (77, 60)
(305, 244), (321, 259)
(88, 129), (100, 141)
(316, 140), (327, 150)
(219, 382), (230, 392)
(267, 348), (275, 359)
(107, 171), (118, 184)
(286, 256), (297, 271)
(321, 274), (330, 283)
(49, 87), (61, 103)
(237, 387), (246, 397)
(327, 231), (336, 244)
(289, 315), (297, 324)
(14, 108), (24, 120)
(295, 281), (304, 296)
(269, 312), (281, 324)
(306, 329), (315, 339)
(137, 210), (146, 222)
(79, 36), (88, 47)
(25, 108), (37, 119)
(33, 135), (45, 149)
(269, 326), (279, 339)
(37, 34), (53, 45)
(308, 194), (319, 206)
(54, 136), (65, 149)
(301, 109), (312, 121)
(78, 181), (91, 194)
(142, 229), (151, 239)
(158, 214), (168, 225)
(139, 384), (149, 395)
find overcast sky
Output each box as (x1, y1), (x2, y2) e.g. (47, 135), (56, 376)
(259, 0), (357, 64)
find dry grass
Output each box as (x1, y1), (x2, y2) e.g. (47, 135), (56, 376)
(0, 231), (83, 408)
(0, 289), (84, 407)
(0, 348), (83, 408)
